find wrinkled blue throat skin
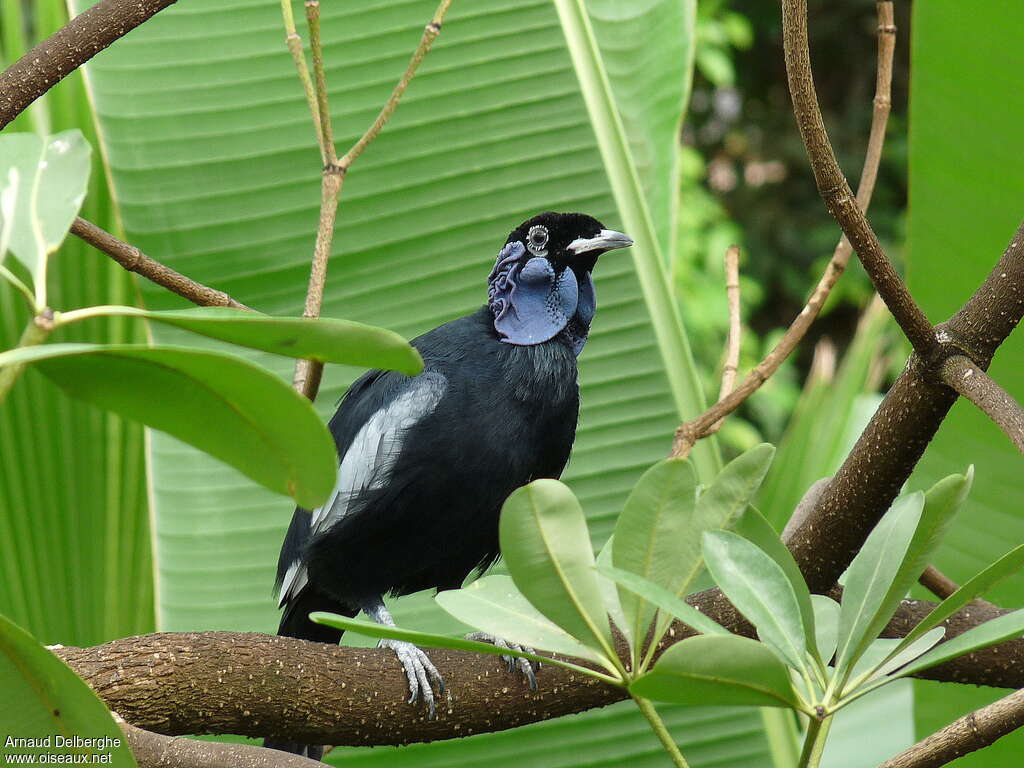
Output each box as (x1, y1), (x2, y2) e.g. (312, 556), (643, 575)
(487, 241), (596, 356)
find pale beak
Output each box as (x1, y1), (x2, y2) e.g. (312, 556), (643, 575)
(567, 229), (634, 255)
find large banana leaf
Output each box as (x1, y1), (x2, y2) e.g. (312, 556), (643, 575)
(71, 0), (768, 763)
(0, 0), (151, 647)
(906, 2), (1024, 764)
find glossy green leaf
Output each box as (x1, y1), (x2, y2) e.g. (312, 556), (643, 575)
(594, 536), (630, 645)
(702, 530), (807, 673)
(811, 595), (840, 667)
(734, 504), (815, 655)
(835, 492), (924, 677)
(0, 5), (151, 650)
(696, 443), (775, 530)
(0, 343), (336, 508)
(896, 542), (1024, 653)
(837, 472), (970, 679)
(598, 564), (729, 638)
(0, 130), (90, 299)
(863, 627), (945, 684)
(895, 609), (1024, 680)
(435, 575), (603, 663)
(311, 611), (605, 681)
(630, 634), (801, 710)
(907, 5), (1024, 760)
(67, 305), (422, 374)
(500, 480), (612, 655)
(0, 613), (137, 766)
(612, 458), (699, 652)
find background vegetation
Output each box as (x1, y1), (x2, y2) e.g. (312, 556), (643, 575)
(1, 1), (1022, 766)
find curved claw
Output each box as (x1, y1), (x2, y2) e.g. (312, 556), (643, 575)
(379, 638), (445, 718)
(465, 632), (540, 691)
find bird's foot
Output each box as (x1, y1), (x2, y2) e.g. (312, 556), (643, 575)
(379, 638), (445, 718)
(465, 632), (540, 690)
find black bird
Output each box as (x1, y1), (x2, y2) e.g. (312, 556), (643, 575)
(266, 212), (632, 758)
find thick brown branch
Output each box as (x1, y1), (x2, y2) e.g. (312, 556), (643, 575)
(52, 591), (1024, 747)
(671, 2), (895, 457)
(919, 565), (961, 601)
(940, 355), (1024, 454)
(790, 219), (1024, 593)
(876, 689), (1024, 768)
(70, 217), (251, 310)
(0, 0), (177, 129)
(118, 718), (320, 768)
(780, 0), (935, 354)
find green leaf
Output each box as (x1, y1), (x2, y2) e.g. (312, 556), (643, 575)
(630, 634), (801, 710)
(435, 576), (604, 663)
(611, 458), (699, 652)
(907, 5), (1024, 757)
(594, 536), (630, 645)
(500, 480), (612, 656)
(598, 564), (729, 638)
(895, 609), (1024, 680)
(811, 595), (840, 667)
(310, 611), (610, 682)
(67, 305), (422, 374)
(734, 504), (816, 657)
(0, 343), (336, 508)
(837, 472), (971, 679)
(702, 530), (807, 673)
(696, 444), (776, 531)
(834, 492), (924, 677)
(864, 627), (945, 684)
(895, 542), (1024, 653)
(0, 11), (151, 650)
(0, 613), (137, 766)
(553, 0), (715, 481)
(0, 130), (90, 301)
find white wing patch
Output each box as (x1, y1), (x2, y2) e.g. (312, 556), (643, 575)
(278, 372), (447, 607)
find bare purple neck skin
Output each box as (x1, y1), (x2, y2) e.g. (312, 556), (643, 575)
(487, 241), (596, 356)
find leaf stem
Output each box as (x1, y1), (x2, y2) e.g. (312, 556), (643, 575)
(278, 0), (325, 163)
(0, 264), (37, 310)
(797, 714), (833, 768)
(633, 696), (691, 768)
(0, 310), (53, 402)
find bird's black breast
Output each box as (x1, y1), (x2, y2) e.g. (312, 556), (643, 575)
(301, 306), (580, 604)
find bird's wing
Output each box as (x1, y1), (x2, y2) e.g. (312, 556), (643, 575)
(277, 371), (447, 608)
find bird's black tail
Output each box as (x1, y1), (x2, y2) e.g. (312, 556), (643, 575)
(263, 589), (357, 761)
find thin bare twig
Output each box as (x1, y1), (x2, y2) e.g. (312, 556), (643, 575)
(780, 0), (935, 355)
(291, 0), (453, 400)
(876, 689), (1024, 768)
(703, 245), (741, 439)
(671, 2), (896, 458)
(941, 355), (1024, 454)
(70, 217), (251, 310)
(304, 1), (337, 165)
(0, 0), (178, 129)
(278, 0), (324, 164)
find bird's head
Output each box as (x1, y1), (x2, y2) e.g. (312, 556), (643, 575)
(487, 212), (632, 354)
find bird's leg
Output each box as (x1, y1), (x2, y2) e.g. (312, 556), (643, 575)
(465, 632), (539, 691)
(360, 596), (445, 718)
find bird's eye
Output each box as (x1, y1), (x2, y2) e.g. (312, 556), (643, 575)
(527, 225), (549, 253)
